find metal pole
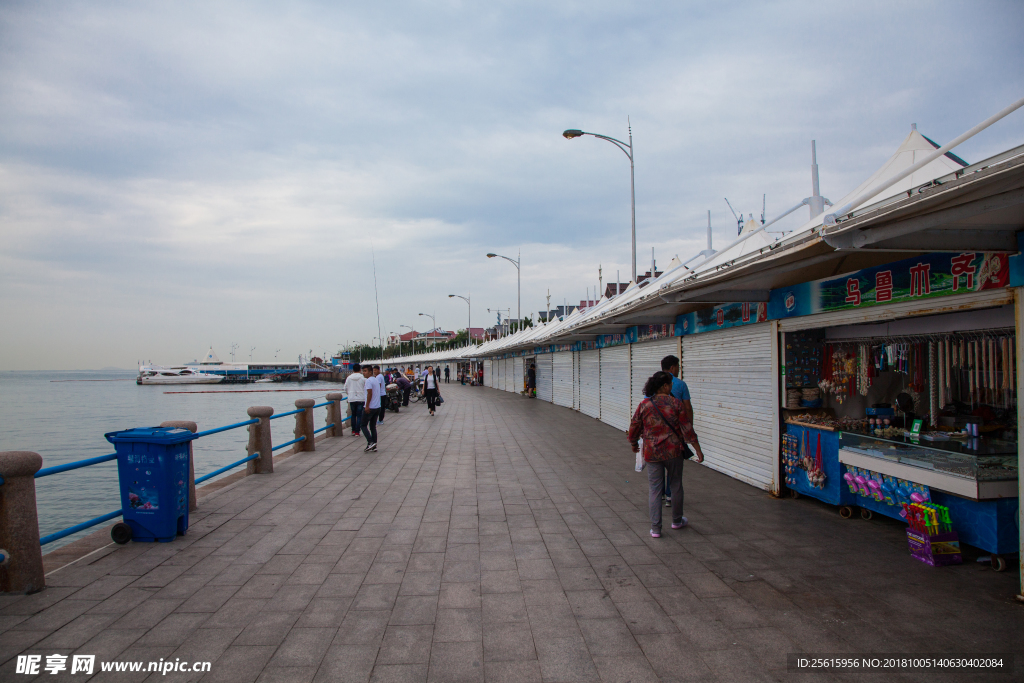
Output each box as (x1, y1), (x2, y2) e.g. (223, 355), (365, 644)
(629, 126), (636, 283)
(517, 250), (521, 324)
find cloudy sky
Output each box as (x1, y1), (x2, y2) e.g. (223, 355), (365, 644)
(2, 1), (1023, 370)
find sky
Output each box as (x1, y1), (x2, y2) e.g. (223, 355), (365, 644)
(2, 1), (1023, 370)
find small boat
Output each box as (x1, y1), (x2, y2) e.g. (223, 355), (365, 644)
(137, 366), (225, 385)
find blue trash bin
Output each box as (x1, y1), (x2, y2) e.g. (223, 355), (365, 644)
(104, 427), (194, 542)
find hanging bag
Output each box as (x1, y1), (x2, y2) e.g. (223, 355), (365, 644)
(634, 437), (645, 472)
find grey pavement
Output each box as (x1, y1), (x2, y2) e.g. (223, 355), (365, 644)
(1, 384), (1022, 683)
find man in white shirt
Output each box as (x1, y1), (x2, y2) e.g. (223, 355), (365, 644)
(343, 364), (366, 436)
(361, 365), (383, 452)
(373, 365), (386, 425)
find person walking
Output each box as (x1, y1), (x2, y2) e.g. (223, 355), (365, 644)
(628, 371), (704, 538)
(659, 354), (692, 507)
(423, 365), (440, 416)
(372, 365), (386, 424)
(361, 365), (382, 451)
(527, 363), (536, 397)
(344, 363), (366, 436)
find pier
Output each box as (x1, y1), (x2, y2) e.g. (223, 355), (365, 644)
(1, 385), (1022, 682)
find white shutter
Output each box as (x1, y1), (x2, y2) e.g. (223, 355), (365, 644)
(573, 351), (580, 410)
(484, 360), (492, 387)
(497, 359), (505, 391)
(578, 350), (601, 418)
(599, 346), (631, 431)
(536, 356), (553, 403)
(778, 288), (1011, 332)
(504, 358), (512, 392)
(683, 323), (779, 491)
(553, 352), (573, 407)
(630, 338), (680, 414)
(512, 357), (524, 393)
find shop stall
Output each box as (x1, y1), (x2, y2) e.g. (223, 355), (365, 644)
(774, 253), (1019, 568)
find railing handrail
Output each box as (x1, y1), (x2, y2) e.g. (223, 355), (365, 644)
(312, 401), (332, 408)
(272, 435), (306, 451)
(39, 509), (123, 546)
(35, 452), (118, 479)
(270, 408), (303, 420)
(194, 453), (260, 485)
(193, 418), (258, 439)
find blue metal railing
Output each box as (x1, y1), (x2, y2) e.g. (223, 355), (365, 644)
(7, 396), (349, 546)
(272, 435), (306, 451)
(195, 453), (260, 484)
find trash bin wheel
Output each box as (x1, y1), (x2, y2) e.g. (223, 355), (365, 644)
(111, 523), (132, 545)
(839, 506), (854, 519)
(788, 489), (800, 499)
(859, 508), (873, 520)
(991, 555), (1007, 572)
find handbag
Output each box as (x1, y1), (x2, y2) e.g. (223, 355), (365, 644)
(647, 399), (696, 460)
(436, 395), (444, 405)
(634, 437), (646, 472)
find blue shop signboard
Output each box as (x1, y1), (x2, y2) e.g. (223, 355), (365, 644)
(770, 251), (1011, 319)
(551, 342), (579, 353)
(677, 302), (768, 336)
(596, 328), (637, 348)
(635, 324), (676, 343)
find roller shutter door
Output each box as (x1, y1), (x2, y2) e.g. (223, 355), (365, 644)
(573, 351), (580, 410)
(504, 358), (512, 391)
(536, 355), (553, 403)
(512, 357), (524, 394)
(682, 323), (778, 491)
(599, 346), (631, 431)
(578, 350), (601, 418)
(484, 360), (492, 387)
(497, 359), (505, 391)
(553, 352), (573, 407)
(630, 338), (680, 414)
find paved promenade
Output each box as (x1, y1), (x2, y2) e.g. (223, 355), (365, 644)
(2, 384), (1022, 682)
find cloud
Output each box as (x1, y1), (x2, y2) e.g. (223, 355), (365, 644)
(1, 0), (1023, 368)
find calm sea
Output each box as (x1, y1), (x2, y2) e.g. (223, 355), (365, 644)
(0, 370), (342, 552)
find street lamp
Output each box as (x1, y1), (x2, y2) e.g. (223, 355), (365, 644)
(562, 123), (637, 282)
(418, 313), (436, 348)
(486, 251), (520, 324)
(449, 294), (471, 346)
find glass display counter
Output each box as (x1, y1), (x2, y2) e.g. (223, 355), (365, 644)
(837, 431), (1017, 500)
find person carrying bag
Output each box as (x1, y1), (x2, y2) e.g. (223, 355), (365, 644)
(627, 371), (704, 538)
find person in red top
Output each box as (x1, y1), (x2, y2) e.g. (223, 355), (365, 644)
(628, 371), (704, 538)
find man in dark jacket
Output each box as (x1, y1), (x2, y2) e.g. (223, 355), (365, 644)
(395, 372), (412, 406)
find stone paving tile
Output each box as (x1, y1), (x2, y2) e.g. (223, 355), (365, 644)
(5, 384), (1024, 682)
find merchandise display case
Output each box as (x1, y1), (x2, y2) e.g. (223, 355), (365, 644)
(837, 432), (1017, 500)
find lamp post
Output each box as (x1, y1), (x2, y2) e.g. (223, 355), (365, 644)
(448, 294), (471, 346)
(562, 124), (637, 282)
(418, 313), (436, 348)
(486, 251), (520, 324)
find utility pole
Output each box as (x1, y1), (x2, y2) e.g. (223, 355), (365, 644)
(546, 289), (551, 322)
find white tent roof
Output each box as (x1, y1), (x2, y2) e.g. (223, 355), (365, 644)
(200, 347), (220, 364)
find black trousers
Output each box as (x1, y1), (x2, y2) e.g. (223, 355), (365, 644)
(361, 408), (379, 444)
(402, 387), (411, 406)
(426, 388), (439, 411)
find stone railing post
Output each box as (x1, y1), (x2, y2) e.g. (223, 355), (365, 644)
(294, 398), (316, 452)
(0, 451), (44, 594)
(160, 421), (198, 512)
(246, 407), (275, 474)
(326, 393), (345, 437)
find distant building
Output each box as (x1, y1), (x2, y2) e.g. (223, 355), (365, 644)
(416, 328), (452, 347)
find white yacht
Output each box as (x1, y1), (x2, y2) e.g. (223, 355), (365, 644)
(137, 366), (225, 385)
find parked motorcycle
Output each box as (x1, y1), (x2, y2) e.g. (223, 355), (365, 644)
(385, 383), (402, 413)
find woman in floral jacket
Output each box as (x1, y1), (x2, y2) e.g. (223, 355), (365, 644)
(628, 371), (704, 538)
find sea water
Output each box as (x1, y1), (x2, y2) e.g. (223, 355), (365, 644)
(0, 370), (342, 551)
